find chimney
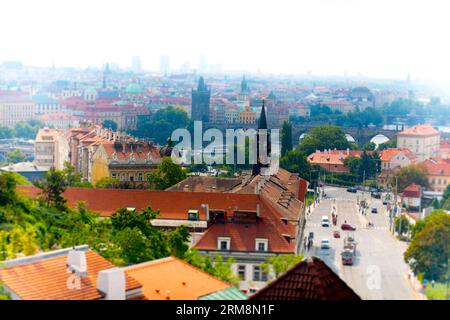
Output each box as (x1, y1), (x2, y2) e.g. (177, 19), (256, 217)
(346, 148), (350, 156)
(67, 250), (87, 277)
(97, 268), (126, 300)
(256, 204), (260, 217)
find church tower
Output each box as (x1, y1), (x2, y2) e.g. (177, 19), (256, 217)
(191, 76), (211, 122)
(252, 98), (271, 176)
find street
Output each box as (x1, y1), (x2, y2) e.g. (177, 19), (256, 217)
(303, 186), (417, 300)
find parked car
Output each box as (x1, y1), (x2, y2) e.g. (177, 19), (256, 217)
(382, 199), (388, 205)
(341, 223), (356, 231)
(371, 192), (381, 199)
(321, 216), (330, 227)
(333, 230), (341, 238)
(371, 207), (378, 214)
(320, 239), (330, 249)
(347, 187), (357, 193)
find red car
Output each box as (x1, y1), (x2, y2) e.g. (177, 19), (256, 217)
(341, 223), (356, 231)
(333, 230), (341, 238)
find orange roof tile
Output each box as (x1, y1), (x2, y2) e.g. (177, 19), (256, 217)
(0, 250), (141, 300)
(124, 257), (230, 300)
(398, 124), (439, 136)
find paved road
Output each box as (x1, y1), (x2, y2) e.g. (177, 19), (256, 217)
(303, 186), (417, 300)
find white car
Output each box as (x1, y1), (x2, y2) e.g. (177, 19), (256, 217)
(321, 216), (330, 227)
(321, 239), (331, 249)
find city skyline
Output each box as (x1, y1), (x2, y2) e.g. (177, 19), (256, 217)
(1, 0), (450, 84)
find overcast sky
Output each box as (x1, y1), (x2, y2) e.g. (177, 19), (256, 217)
(0, 0), (449, 82)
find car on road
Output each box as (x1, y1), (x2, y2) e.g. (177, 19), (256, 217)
(341, 249), (354, 265)
(371, 207), (378, 214)
(371, 192), (381, 199)
(341, 223), (356, 231)
(333, 230), (341, 238)
(382, 199), (388, 205)
(320, 239), (330, 249)
(321, 216), (330, 227)
(346, 187), (357, 193)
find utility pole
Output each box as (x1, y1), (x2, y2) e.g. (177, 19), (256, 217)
(392, 175), (399, 235)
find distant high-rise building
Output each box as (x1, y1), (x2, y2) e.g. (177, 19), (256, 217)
(159, 55), (170, 75)
(131, 56), (142, 73)
(191, 76), (211, 122)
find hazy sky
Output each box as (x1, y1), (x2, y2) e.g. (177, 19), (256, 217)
(1, 0), (450, 82)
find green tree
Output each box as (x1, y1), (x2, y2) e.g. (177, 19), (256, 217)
(363, 142), (376, 151)
(102, 119), (118, 131)
(261, 254), (304, 278)
(95, 177), (120, 188)
(395, 164), (429, 192)
(281, 121), (293, 157)
(61, 162), (92, 187)
(133, 106), (189, 145)
(146, 157), (187, 190)
(5, 149), (26, 164)
(404, 211), (450, 282)
(344, 155), (361, 176)
(299, 125), (351, 155)
(377, 138), (397, 151)
(14, 120), (43, 139)
(33, 167), (68, 211)
(0, 172), (20, 206)
(0, 126), (14, 139)
(394, 215), (410, 235)
(279, 149), (310, 180)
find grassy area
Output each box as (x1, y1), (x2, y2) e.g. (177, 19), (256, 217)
(424, 282), (449, 300)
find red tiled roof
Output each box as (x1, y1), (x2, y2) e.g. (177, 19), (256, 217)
(249, 256), (361, 300)
(17, 186), (262, 219)
(193, 200), (295, 253)
(380, 148), (415, 162)
(100, 142), (161, 161)
(398, 124), (439, 136)
(402, 183), (422, 198)
(0, 250), (141, 300)
(422, 158), (450, 176)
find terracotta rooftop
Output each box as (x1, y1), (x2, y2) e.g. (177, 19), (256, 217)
(17, 186), (262, 219)
(249, 256), (361, 300)
(422, 158), (450, 176)
(166, 176), (242, 193)
(0, 248), (142, 300)
(398, 124), (439, 136)
(380, 148), (415, 162)
(402, 183), (422, 198)
(123, 256), (231, 300)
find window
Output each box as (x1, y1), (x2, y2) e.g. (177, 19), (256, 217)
(138, 173), (143, 181)
(130, 175), (134, 182)
(253, 265), (268, 282)
(238, 265), (246, 280)
(217, 237), (230, 251)
(188, 210), (199, 221)
(255, 239), (268, 252)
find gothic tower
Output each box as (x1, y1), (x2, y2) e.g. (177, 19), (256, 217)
(191, 76), (211, 122)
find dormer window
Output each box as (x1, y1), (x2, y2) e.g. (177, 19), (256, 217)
(255, 238), (268, 252)
(217, 237), (231, 251)
(188, 210), (199, 221)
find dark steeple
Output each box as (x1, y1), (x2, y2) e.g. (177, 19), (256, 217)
(258, 98), (267, 129)
(252, 98), (270, 176)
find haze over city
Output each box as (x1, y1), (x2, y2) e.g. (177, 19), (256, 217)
(1, 0), (450, 84)
(0, 0), (449, 305)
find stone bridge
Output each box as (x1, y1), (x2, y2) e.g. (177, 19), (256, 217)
(291, 124), (402, 147)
